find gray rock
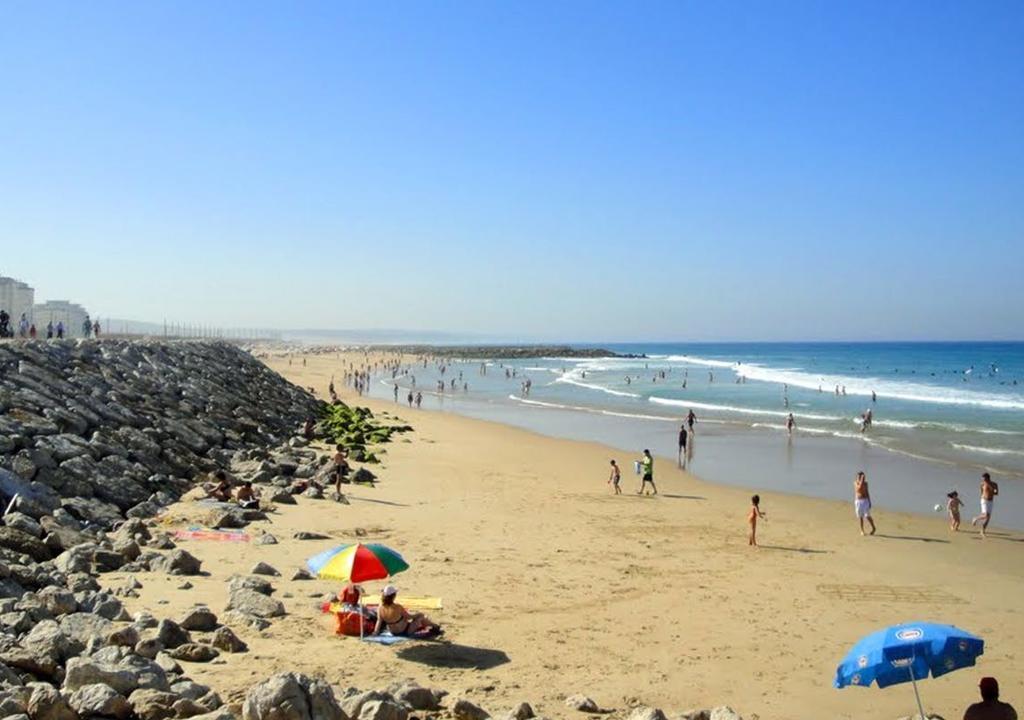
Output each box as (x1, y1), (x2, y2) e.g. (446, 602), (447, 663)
(627, 708), (667, 720)
(168, 643), (219, 663)
(68, 682), (131, 719)
(26, 681), (77, 720)
(292, 531), (329, 540)
(36, 586), (77, 616)
(134, 638), (165, 659)
(226, 588), (285, 618)
(106, 624), (141, 647)
(709, 709), (743, 720)
(179, 606), (219, 632)
(242, 672), (345, 720)
(170, 680), (214, 701)
(155, 619), (191, 649)
(153, 549), (202, 575)
(210, 626), (247, 653)
(507, 702), (535, 720)
(2, 512), (43, 539)
(58, 611), (113, 646)
(254, 533), (278, 545)
(0, 527), (51, 562)
(250, 561), (279, 577)
(221, 610), (271, 632)
(227, 575), (274, 596)
(360, 699), (408, 720)
(128, 688), (179, 720)
(452, 698), (491, 720)
(565, 695), (600, 713)
(393, 684), (444, 711)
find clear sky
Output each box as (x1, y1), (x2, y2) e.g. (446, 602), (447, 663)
(1, 2), (1022, 342)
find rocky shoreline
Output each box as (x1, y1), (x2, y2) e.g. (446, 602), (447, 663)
(0, 339), (757, 720)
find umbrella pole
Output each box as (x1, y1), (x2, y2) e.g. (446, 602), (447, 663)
(359, 599), (364, 642)
(909, 665), (926, 719)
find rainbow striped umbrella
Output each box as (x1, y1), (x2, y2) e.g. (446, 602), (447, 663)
(305, 543), (409, 582)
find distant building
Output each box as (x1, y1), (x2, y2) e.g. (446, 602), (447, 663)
(32, 300), (90, 338)
(0, 275), (36, 326)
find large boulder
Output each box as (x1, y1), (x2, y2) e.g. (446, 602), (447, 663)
(129, 688), (180, 720)
(26, 681), (77, 720)
(226, 588), (285, 618)
(179, 606), (219, 632)
(0, 527), (52, 562)
(68, 682), (132, 719)
(241, 672), (345, 720)
(153, 549), (202, 575)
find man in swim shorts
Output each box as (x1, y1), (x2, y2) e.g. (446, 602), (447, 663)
(854, 471), (876, 536)
(971, 473), (999, 538)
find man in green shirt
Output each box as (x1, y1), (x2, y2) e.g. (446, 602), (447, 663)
(638, 449), (657, 495)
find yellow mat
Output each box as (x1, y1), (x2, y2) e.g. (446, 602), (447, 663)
(324, 596), (443, 613)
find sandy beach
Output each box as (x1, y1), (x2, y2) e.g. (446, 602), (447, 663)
(101, 352), (1024, 719)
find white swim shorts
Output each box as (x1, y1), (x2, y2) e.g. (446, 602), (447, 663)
(981, 498), (993, 516)
(855, 498), (872, 519)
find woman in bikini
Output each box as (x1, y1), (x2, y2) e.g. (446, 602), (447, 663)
(372, 585), (440, 637)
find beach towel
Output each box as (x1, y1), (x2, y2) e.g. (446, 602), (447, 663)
(360, 634), (411, 645)
(173, 529), (250, 542)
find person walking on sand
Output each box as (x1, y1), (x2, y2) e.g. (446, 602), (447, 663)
(677, 424), (688, 467)
(964, 677), (1017, 720)
(407, 390), (414, 407)
(748, 494), (766, 546)
(854, 471), (876, 536)
(638, 449), (657, 495)
(948, 491), (965, 531)
(786, 413), (796, 436)
(608, 459), (622, 495)
(415, 391), (422, 409)
(971, 473), (999, 538)
(687, 409), (697, 434)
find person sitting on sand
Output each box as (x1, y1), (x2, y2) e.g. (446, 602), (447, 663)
(748, 494), (766, 546)
(339, 584), (375, 619)
(948, 490), (965, 532)
(210, 470), (232, 502)
(373, 585), (440, 637)
(235, 481), (260, 510)
(608, 459), (621, 495)
(854, 471), (876, 536)
(964, 677), (1017, 720)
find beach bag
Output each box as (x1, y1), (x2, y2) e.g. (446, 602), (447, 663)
(334, 610), (374, 637)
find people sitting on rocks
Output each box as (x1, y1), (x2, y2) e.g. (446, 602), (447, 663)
(372, 585), (442, 638)
(304, 417), (315, 439)
(210, 470), (232, 501)
(235, 481), (260, 509)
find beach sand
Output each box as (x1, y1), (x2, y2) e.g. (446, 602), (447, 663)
(102, 352), (1024, 719)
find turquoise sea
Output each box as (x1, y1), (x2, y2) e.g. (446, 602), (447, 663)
(367, 342), (1024, 527)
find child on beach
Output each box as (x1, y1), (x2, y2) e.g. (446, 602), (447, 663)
(947, 491), (965, 531)
(608, 459), (621, 494)
(748, 495), (766, 546)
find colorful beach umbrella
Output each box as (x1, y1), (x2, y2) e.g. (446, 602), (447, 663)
(835, 622), (984, 718)
(305, 542), (409, 582)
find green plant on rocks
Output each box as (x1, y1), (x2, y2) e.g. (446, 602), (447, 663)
(317, 403), (412, 462)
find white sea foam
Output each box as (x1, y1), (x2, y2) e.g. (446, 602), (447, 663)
(648, 396), (844, 422)
(508, 395), (676, 422)
(553, 368), (641, 398)
(950, 443), (1024, 457)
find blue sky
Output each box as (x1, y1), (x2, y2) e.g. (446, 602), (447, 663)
(1, 1), (1022, 341)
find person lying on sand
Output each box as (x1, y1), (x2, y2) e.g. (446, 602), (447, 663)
(373, 585), (441, 637)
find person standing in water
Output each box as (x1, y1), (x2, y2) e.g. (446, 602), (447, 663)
(638, 449), (657, 495)
(786, 413), (796, 436)
(854, 471), (876, 536)
(677, 424), (688, 467)
(608, 460), (621, 495)
(971, 473), (999, 538)
(686, 409), (697, 434)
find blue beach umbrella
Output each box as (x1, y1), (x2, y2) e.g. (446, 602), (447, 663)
(835, 622), (984, 718)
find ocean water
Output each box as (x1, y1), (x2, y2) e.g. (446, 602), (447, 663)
(368, 342), (1024, 526)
